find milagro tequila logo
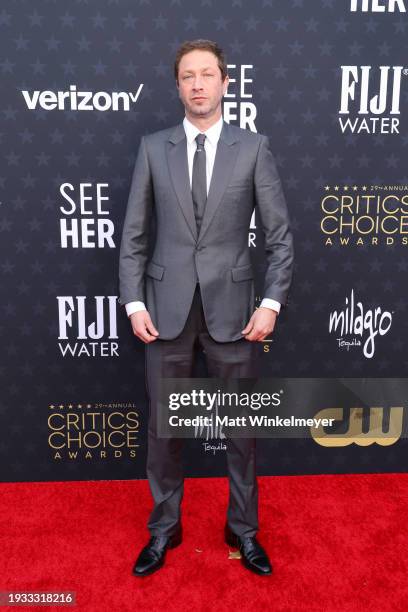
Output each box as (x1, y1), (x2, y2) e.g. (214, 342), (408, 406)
(329, 290), (393, 358)
(339, 65), (406, 134)
(350, 0), (406, 11)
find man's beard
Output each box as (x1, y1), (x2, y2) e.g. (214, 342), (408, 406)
(187, 101), (213, 117)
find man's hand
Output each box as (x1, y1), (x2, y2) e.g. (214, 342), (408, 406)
(130, 311), (159, 343)
(241, 307), (277, 342)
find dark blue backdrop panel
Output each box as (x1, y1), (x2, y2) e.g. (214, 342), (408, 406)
(0, 0), (407, 482)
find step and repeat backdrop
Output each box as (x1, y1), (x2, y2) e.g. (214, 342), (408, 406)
(1, 0), (407, 482)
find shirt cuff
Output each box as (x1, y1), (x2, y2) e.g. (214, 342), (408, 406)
(125, 301), (147, 317)
(259, 298), (281, 315)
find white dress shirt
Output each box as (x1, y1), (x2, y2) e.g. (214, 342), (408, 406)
(125, 115), (281, 317)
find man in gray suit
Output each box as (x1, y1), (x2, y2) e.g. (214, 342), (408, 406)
(118, 39), (294, 577)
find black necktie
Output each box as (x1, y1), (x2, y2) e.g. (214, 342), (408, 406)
(191, 133), (207, 234)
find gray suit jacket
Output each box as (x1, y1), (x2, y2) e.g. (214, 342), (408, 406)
(118, 120), (294, 342)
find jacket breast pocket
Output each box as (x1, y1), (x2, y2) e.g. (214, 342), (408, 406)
(146, 261), (165, 281)
(231, 264), (254, 282)
(226, 179), (252, 193)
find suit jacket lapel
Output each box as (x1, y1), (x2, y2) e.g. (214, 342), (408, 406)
(166, 120), (240, 244)
(197, 122), (240, 244)
(167, 123), (198, 241)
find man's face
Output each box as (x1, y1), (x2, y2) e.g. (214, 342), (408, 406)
(177, 49), (229, 119)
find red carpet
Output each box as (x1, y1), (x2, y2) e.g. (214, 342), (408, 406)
(0, 474), (407, 611)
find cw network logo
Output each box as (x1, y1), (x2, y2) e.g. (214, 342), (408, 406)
(21, 84), (143, 111)
(350, 0), (406, 11)
(311, 406), (403, 446)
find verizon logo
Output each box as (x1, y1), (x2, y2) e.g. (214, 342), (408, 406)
(21, 84), (144, 111)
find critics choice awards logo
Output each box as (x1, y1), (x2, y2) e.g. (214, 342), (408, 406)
(48, 402), (140, 461)
(320, 185), (408, 247)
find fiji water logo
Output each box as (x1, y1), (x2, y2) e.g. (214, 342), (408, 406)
(338, 65), (407, 134)
(329, 289), (393, 358)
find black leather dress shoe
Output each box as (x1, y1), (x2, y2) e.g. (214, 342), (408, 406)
(225, 523), (272, 575)
(132, 526), (182, 577)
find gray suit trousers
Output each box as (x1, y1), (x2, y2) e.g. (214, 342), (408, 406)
(145, 284), (260, 538)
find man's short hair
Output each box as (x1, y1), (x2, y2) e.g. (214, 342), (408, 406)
(174, 39), (228, 84)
